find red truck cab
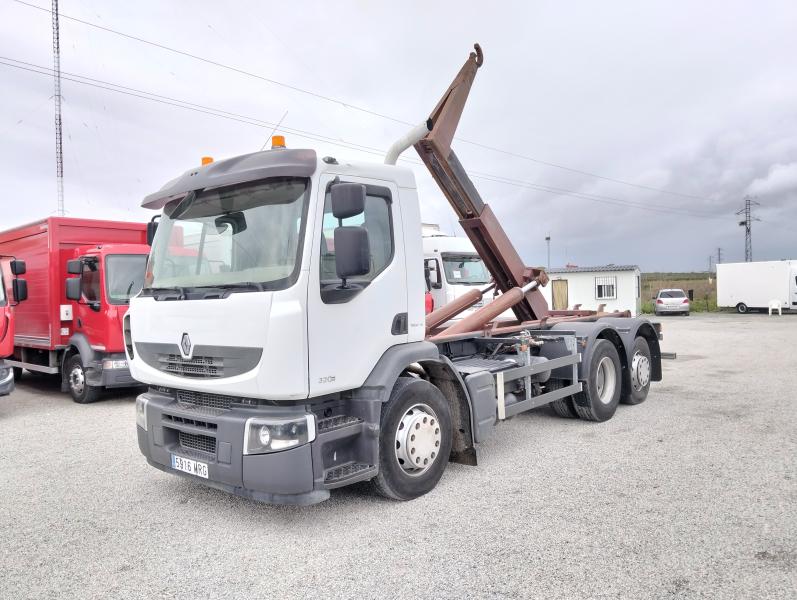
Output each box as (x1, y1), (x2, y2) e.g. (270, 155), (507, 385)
(63, 243), (150, 401)
(0, 257), (28, 395)
(0, 217), (149, 403)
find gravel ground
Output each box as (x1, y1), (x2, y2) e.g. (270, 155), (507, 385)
(1, 313), (795, 599)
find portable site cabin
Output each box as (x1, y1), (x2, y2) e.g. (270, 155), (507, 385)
(540, 265), (642, 316)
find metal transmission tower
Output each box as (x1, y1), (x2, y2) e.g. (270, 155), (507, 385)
(736, 196), (759, 262)
(716, 247), (723, 269)
(52, 0), (64, 216)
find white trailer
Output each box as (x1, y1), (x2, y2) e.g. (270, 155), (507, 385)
(717, 260), (797, 313)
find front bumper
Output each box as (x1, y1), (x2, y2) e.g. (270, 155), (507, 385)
(86, 353), (141, 389)
(136, 389), (377, 505)
(0, 366), (14, 396)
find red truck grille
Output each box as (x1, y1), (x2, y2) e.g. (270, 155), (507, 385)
(159, 354), (223, 378)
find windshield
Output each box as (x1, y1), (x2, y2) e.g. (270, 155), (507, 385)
(441, 253), (491, 285)
(659, 290), (686, 298)
(145, 177), (310, 291)
(106, 254), (148, 304)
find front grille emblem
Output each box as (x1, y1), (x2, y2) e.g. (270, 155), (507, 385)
(180, 333), (192, 358)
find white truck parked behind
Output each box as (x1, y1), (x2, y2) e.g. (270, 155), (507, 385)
(128, 45), (663, 505)
(422, 224), (499, 320)
(717, 260), (797, 313)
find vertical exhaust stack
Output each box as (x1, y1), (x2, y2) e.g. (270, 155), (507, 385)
(410, 44), (551, 323)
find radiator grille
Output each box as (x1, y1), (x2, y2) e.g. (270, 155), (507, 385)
(176, 389), (234, 411)
(178, 431), (216, 455)
(159, 354), (223, 378)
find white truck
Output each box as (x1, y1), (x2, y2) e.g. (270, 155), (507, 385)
(128, 45), (663, 504)
(422, 225), (499, 320)
(717, 260), (797, 313)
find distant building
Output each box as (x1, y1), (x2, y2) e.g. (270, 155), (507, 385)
(540, 265), (642, 316)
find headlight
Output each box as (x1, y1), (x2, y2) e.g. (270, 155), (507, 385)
(135, 395), (149, 431)
(243, 415), (315, 455)
(102, 359), (128, 370)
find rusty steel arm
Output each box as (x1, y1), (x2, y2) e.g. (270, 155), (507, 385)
(413, 44), (549, 322)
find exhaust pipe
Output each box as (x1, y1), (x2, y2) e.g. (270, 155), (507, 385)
(384, 120), (432, 165)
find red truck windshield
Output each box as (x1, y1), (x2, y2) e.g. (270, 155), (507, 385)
(106, 255), (148, 304)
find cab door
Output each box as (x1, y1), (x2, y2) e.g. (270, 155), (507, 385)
(0, 259), (15, 358)
(307, 175), (407, 396)
(72, 257), (107, 346)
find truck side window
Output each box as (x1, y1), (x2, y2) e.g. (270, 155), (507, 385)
(81, 262), (101, 302)
(319, 189), (394, 284)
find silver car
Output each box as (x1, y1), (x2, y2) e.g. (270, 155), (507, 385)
(654, 288), (690, 316)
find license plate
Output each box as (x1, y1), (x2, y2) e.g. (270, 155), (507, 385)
(171, 454), (209, 479)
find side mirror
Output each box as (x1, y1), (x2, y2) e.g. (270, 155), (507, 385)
(424, 258), (443, 289)
(66, 277), (81, 301)
(66, 259), (82, 274)
(330, 183), (366, 220)
(12, 278), (27, 302)
(334, 227), (370, 286)
(147, 215), (160, 246)
(10, 259), (26, 275)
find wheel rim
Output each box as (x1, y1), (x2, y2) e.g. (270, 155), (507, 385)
(630, 351), (651, 392)
(738, 304), (747, 313)
(394, 403), (441, 477)
(595, 356), (617, 405)
(69, 365), (85, 395)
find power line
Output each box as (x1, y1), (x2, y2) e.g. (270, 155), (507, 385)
(0, 57), (729, 220)
(10, 0), (713, 203)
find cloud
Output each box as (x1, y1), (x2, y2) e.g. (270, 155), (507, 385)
(747, 162), (797, 198)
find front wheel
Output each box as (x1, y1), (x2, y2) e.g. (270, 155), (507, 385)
(66, 355), (101, 404)
(572, 339), (622, 422)
(12, 366), (22, 382)
(372, 377), (453, 501)
(736, 303), (748, 314)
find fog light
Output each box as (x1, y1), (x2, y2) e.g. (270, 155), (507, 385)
(102, 359), (128, 370)
(243, 415), (315, 455)
(258, 425), (271, 447)
(135, 395), (149, 431)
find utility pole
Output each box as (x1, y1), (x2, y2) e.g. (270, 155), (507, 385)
(52, 0), (64, 216)
(716, 247), (722, 268)
(736, 196), (759, 262)
(545, 233), (551, 270)
(708, 255), (713, 277)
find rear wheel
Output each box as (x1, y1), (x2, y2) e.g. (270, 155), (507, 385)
(372, 377), (452, 501)
(736, 303), (748, 314)
(572, 339), (622, 422)
(66, 355), (101, 404)
(621, 337), (651, 405)
(548, 379), (577, 418)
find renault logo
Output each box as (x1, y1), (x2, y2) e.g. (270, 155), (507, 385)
(180, 333), (192, 358)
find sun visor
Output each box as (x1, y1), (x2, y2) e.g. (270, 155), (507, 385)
(141, 148), (318, 209)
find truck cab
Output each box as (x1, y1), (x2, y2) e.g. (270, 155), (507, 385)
(423, 230), (499, 321)
(63, 244), (149, 401)
(0, 257), (28, 395)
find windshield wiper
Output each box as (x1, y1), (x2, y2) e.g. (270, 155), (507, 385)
(208, 282), (265, 292)
(146, 286), (189, 299)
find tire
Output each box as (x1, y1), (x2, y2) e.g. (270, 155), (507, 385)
(548, 379), (578, 418)
(736, 303), (748, 314)
(12, 366), (22, 382)
(621, 337), (651, 405)
(372, 377), (453, 501)
(572, 339), (622, 422)
(65, 355), (101, 404)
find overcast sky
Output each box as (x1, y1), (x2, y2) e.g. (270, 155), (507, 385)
(1, 0), (795, 271)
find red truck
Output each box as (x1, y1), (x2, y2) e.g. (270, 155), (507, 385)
(0, 256), (28, 395)
(0, 217), (150, 402)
